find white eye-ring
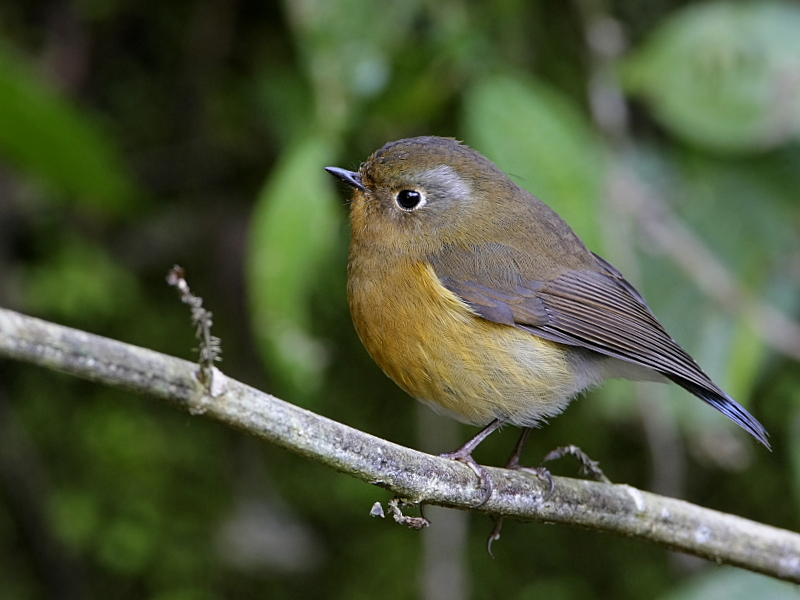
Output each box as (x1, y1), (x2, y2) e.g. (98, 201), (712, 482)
(395, 189), (427, 211)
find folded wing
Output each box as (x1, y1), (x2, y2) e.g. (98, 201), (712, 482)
(432, 246), (770, 448)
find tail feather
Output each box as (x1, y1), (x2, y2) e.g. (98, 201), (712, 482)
(666, 375), (770, 450)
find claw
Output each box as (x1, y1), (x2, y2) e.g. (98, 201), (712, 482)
(440, 449), (494, 507)
(515, 466), (555, 500)
(486, 516), (504, 557)
(440, 419), (504, 507)
(542, 444), (610, 483)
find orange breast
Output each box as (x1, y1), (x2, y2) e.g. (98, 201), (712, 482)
(347, 259), (587, 426)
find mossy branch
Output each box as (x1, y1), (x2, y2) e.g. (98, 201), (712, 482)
(1, 306), (798, 581)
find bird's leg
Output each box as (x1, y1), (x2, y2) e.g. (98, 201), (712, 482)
(440, 418), (504, 507)
(505, 426), (532, 469)
(541, 445), (610, 483)
(504, 427), (555, 499)
(487, 427), (554, 556)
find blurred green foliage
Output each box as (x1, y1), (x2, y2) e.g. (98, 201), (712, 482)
(1, 1), (799, 599)
(623, 2), (800, 153)
(247, 134), (339, 400)
(0, 48), (140, 213)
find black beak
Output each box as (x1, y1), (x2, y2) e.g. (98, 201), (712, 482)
(325, 166), (365, 192)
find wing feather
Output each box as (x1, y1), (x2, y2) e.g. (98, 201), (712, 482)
(431, 245), (770, 447)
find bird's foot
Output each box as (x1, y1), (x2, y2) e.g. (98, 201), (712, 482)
(542, 444), (610, 483)
(507, 464), (556, 500)
(440, 448), (494, 507)
(440, 419), (505, 507)
(504, 427), (555, 499)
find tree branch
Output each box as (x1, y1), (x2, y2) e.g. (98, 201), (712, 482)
(1, 306), (799, 581)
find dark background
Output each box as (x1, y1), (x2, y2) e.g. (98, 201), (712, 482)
(1, 1), (799, 598)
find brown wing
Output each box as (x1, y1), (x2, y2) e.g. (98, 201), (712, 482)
(431, 245), (769, 448)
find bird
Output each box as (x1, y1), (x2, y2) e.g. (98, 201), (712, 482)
(325, 136), (769, 503)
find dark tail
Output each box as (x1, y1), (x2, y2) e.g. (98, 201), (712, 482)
(666, 375), (770, 450)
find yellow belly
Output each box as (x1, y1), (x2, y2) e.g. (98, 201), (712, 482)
(348, 260), (588, 426)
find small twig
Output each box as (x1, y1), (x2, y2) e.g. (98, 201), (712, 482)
(386, 498), (430, 530)
(166, 266), (224, 396)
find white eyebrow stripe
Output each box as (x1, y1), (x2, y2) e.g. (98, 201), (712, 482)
(418, 165), (471, 201)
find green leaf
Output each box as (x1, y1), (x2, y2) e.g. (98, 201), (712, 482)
(623, 2), (800, 153)
(462, 74), (606, 251)
(0, 48), (140, 214)
(247, 135), (341, 400)
(657, 567), (798, 600)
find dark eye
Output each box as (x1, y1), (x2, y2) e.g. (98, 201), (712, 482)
(396, 189), (425, 210)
